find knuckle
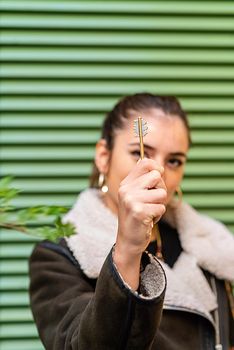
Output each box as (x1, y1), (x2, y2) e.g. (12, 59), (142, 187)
(154, 204), (166, 219)
(132, 203), (143, 218)
(123, 193), (133, 209)
(140, 157), (153, 170)
(118, 185), (126, 199)
(119, 177), (127, 187)
(160, 188), (168, 201)
(143, 216), (153, 226)
(151, 169), (161, 180)
(141, 158), (149, 166)
(160, 204), (166, 215)
(118, 186), (134, 211)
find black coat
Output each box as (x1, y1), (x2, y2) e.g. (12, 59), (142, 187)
(29, 239), (233, 350)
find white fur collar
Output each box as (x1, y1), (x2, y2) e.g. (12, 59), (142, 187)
(64, 188), (234, 321)
(64, 189), (118, 278)
(64, 188), (234, 281)
(161, 253), (217, 322)
(165, 201), (234, 281)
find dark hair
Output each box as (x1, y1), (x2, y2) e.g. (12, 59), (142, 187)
(90, 92), (191, 187)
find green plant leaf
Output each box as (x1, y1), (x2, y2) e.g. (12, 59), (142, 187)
(0, 176), (75, 241)
(25, 221), (75, 242)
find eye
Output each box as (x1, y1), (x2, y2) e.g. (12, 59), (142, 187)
(131, 150), (141, 157)
(130, 150), (150, 158)
(167, 158), (183, 169)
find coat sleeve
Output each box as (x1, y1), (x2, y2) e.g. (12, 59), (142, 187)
(29, 241), (166, 350)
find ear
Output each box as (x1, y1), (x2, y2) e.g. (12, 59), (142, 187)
(95, 139), (111, 174)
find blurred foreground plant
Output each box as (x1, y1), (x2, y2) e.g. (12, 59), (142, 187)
(0, 176), (75, 242)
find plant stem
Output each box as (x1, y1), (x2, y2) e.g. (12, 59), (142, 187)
(0, 222), (29, 233)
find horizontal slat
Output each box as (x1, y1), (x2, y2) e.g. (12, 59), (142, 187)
(0, 113), (233, 129)
(8, 193), (234, 209)
(2, 162), (234, 178)
(189, 115), (234, 128)
(184, 194), (234, 208)
(0, 260), (28, 274)
(1, 113), (234, 129)
(0, 230), (41, 243)
(183, 178), (234, 191)
(1, 31), (234, 47)
(1, 162), (92, 177)
(1, 146), (233, 161)
(0, 340), (43, 350)
(188, 147), (234, 160)
(0, 292), (29, 307)
(0, 323), (38, 339)
(11, 195), (77, 207)
(2, 64), (234, 80)
(1, 1), (234, 15)
(12, 179), (87, 192)
(0, 114), (102, 128)
(9, 178), (234, 193)
(192, 131), (234, 144)
(185, 163), (234, 176)
(1, 48), (234, 63)
(1, 14), (234, 31)
(1, 130), (100, 144)
(0, 146), (95, 160)
(0, 244), (35, 258)
(0, 276), (29, 291)
(1, 97), (234, 112)
(180, 209), (234, 226)
(2, 80), (234, 96)
(2, 96), (113, 111)
(0, 308), (33, 323)
(1, 129), (234, 145)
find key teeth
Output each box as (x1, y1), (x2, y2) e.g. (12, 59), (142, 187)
(133, 118), (148, 137)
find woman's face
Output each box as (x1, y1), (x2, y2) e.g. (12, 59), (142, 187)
(96, 108), (190, 215)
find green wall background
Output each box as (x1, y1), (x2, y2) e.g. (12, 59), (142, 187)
(0, 1), (234, 349)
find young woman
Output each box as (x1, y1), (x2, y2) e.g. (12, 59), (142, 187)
(29, 93), (234, 350)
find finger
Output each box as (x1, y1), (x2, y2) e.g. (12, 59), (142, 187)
(132, 203), (166, 225)
(131, 188), (168, 205)
(121, 158), (164, 185)
(132, 169), (166, 190)
(143, 203), (166, 224)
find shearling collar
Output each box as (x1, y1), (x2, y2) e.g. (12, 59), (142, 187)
(64, 189), (118, 278)
(64, 188), (234, 282)
(64, 188), (234, 321)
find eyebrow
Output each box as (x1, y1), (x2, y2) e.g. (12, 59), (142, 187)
(128, 142), (187, 158)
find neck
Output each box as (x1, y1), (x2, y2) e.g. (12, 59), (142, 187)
(150, 225), (157, 241)
(101, 192), (118, 216)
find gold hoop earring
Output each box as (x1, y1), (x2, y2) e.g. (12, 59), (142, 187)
(174, 187), (183, 205)
(98, 173), (109, 193)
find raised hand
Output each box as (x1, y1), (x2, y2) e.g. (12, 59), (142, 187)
(113, 158), (167, 290)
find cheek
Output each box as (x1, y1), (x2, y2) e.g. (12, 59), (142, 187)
(108, 155), (134, 190)
(164, 169), (184, 195)
(112, 152), (136, 179)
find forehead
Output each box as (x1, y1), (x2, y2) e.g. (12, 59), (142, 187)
(114, 109), (189, 151)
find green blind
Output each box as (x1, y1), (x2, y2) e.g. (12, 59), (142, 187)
(0, 1), (234, 349)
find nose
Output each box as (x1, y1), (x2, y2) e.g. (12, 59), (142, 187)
(153, 155), (166, 180)
(153, 155), (164, 169)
